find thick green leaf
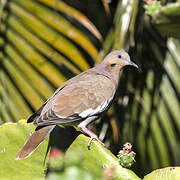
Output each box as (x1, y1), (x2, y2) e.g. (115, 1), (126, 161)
(144, 167), (180, 180)
(47, 167), (100, 180)
(0, 119), (140, 180)
(0, 120), (48, 180)
(66, 135), (140, 180)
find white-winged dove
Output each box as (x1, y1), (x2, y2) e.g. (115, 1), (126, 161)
(16, 50), (138, 159)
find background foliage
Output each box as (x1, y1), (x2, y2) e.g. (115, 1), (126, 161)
(0, 0), (180, 178)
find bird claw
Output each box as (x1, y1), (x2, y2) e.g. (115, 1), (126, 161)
(79, 126), (105, 149)
(87, 136), (105, 150)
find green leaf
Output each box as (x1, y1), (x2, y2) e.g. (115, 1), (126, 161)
(13, 0), (99, 62)
(144, 167), (180, 180)
(0, 120), (48, 180)
(65, 135), (140, 180)
(37, 0), (103, 42)
(47, 167), (99, 180)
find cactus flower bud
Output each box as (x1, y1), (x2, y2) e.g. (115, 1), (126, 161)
(117, 142), (136, 168)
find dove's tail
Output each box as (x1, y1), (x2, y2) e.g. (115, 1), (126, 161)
(16, 125), (55, 160)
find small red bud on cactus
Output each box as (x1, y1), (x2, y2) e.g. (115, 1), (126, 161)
(117, 142), (136, 168)
(49, 147), (64, 170)
(146, 0), (153, 4)
(50, 147), (62, 159)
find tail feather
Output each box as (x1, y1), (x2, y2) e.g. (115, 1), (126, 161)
(16, 125), (55, 160)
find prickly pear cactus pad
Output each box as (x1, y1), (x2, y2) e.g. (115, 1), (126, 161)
(47, 135), (141, 180)
(145, 1), (180, 38)
(65, 135), (140, 180)
(118, 142), (136, 168)
(47, 148), (100, 180)
(0, 120), (49, 180)
(144, 167), (180, 180)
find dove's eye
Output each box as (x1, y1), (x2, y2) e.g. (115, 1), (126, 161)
(118, 55), (122, 59)
(110, 63), (116, 67)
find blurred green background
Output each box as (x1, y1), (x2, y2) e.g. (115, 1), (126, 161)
(0, 0), (180, 177)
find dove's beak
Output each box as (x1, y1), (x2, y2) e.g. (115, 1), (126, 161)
(127, 60), (139, 69)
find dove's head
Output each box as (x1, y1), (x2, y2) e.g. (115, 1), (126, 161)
(99, 50), (139, 83)
(103, 49), (138, 70)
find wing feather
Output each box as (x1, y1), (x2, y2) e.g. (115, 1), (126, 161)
(34, 73), (115, 126)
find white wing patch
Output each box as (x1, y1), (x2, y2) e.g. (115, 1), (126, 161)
(79, 100), (108, 118)
(55, 92), (115, 119)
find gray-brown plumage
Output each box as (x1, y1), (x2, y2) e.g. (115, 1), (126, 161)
(16, 50), (138, 159)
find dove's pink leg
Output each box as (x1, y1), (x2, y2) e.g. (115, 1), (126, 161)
(78, 116), (105, 149)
